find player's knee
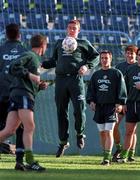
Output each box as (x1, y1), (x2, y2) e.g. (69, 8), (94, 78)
(7, 128), (16, 136)
(24, 123), (35, 133)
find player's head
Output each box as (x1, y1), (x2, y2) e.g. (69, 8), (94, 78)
(30, 34), (47, 56)
(100, 50), (112, 69)
(136, 48), (140, 65)
(67, 19), (80, 38)
(125, 45), (138, 64)
(6, 23), (20, 40)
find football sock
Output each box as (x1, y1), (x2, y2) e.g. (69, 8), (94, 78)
(128, 149), (135, 158)
(116, 143), (122, 151)
(120, 149), (129, 159)
(16, 148), (24, 164)
(25, 149), (34, 164)
(103, 150), (112, 161)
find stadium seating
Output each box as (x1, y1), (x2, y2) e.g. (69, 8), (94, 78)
(84, 0), (111, 15)
(57, 0), (84, 14)
(111, 0), (137, 15)
(81, 15), (104, 30)
(53, 14), (75, 29)
(26, 13), (48, 29)
(5, 0), (30, 13)
(0, 11), (20, 28)
(0, 0), (139, 59)
(104, 15), (129, 33)
(34, 0), (56, 14)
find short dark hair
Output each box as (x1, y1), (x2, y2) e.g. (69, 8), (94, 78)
(30, 34), (47, 48)
(6, 23), (20, 40)
(125, 45), (138, 53)
(100, 50), (112, 57)
(68, 19), (80, 29)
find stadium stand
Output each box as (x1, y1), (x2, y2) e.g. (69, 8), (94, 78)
(26, 12), (48, 29)
(84, 0), (111, 15)
(81, 14), (104, 30)
(103, 15), (130, 33)
(111, 0), (137, 15)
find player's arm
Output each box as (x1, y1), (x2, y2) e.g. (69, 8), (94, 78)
(84, 40), (100, 69)
(86, 74), (97, 105)
(42, 41), (59, 69)
(116, 71), (127, 106)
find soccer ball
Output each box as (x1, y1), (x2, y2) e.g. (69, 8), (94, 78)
(62, 36), (78, 53)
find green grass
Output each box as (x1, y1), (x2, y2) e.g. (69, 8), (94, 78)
(0, 154), (140, 179)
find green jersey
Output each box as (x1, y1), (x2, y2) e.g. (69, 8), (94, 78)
(86, 68), (127, 105)
(125, 63), (140, 102)
(42, 38), (99, 74)
(9, 51), (41, 100)
(116, 61), (137, 77)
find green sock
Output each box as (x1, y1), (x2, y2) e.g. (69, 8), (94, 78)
(128, 149), (135, 158)
(120, 150), (129, 159)
(25, 150), (34, 164)
(116, 143), (122, 151)
(103, 150), (112, 161)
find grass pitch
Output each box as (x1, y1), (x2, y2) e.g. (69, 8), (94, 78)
(0, 154), (140, 180)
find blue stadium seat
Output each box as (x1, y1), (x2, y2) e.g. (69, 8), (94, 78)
(0, 12), (20, 28)
(111, 0), (137, 15)
(79, 32), (95, 43)
(0, 1), (4, 9)
(81, 15), (104, 30)
(47, 31), (65, 44)
(34, 0), (56, 14)
(6, 0), (29, 14)
(57, 0), (84, 14)
(26, 13), (48, 29)
(53, 14), (75, 29)
(104, 15), (129, 33)
(104, 35), (122, 45)
(84, 0), (111, 15)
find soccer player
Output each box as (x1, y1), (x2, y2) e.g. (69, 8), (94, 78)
(0, 34), (48, 171)
(0, 23), (27, 170)
(118, 47), (140, 163)
(113, 45), (138, 162)
(86, 50), (127, 165)
(42, 19), (99, 157)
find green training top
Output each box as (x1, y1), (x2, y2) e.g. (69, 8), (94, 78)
(125, 63), (140, 102)
(9, 51), (41, 100)
(42, 38), (99, 75)
(116, 61), (137, 77)
(86, 68), (127, 105)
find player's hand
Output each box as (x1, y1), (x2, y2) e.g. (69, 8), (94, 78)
(115, 104), (123, 113)
(135, 81), (140, 90)
(89, 102), (96, 111)
(39, 80), (49, 90)
(29, 73), (40, 84)
(78, 65), (88, 75)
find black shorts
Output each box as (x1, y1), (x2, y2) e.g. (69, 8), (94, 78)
(8, 96), (34, 112)
(126, 102), (140, 123)
(94, 104), (117, 124)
